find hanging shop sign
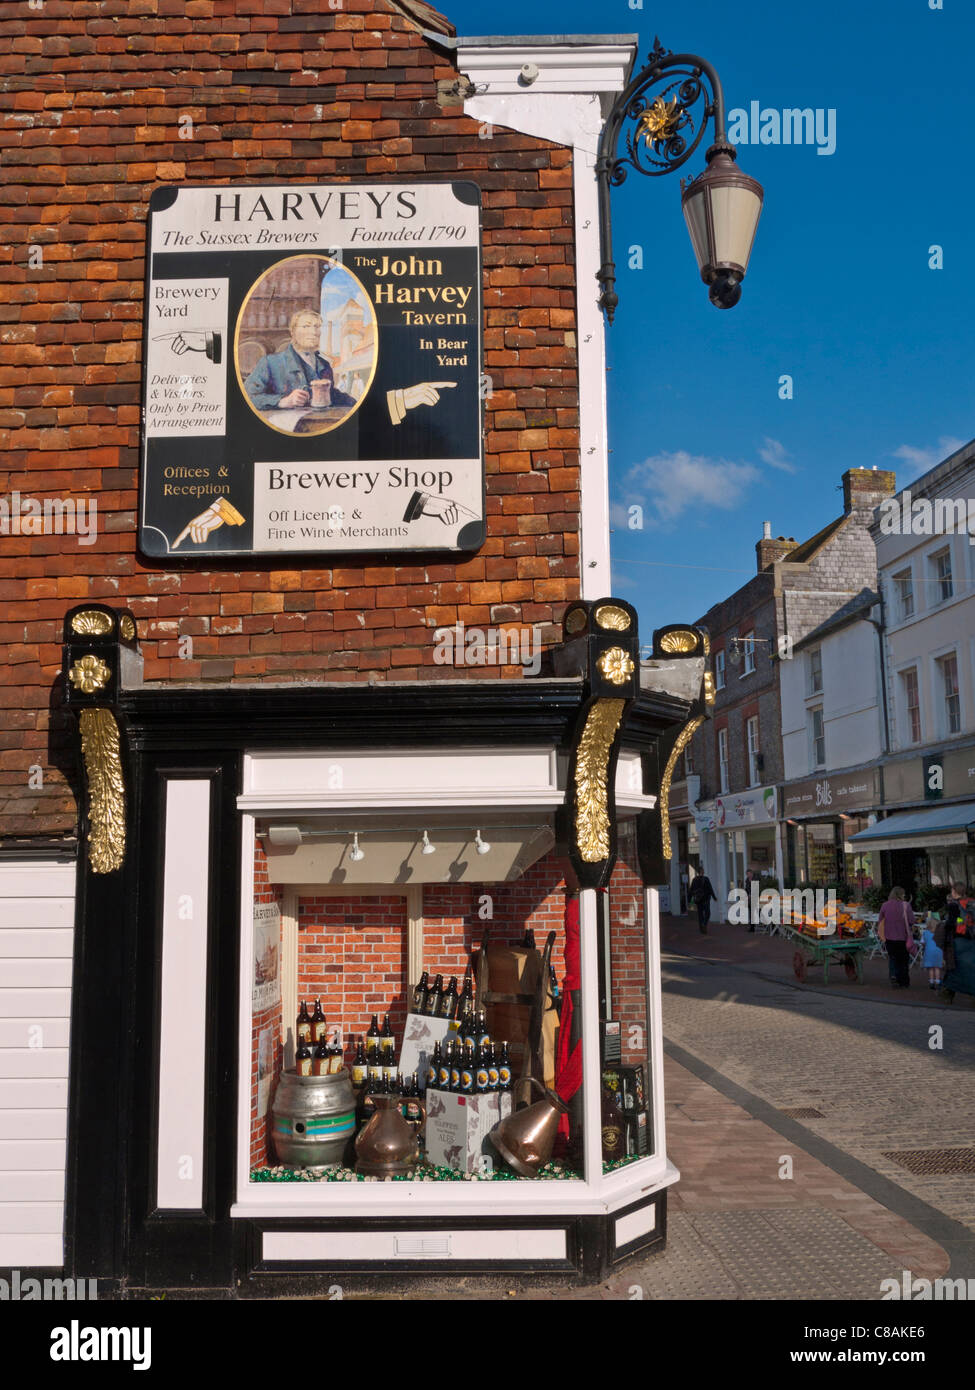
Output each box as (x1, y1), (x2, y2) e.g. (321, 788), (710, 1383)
(714, 785), (777, 828)
(139, 183), (484, 557)
(781, 767), (880, 819)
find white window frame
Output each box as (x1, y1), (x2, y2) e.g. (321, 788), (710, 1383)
(740, 631), (756, 677)
(717, 727), (729, 794)
(892, 567), (914, 622)
(809, 706), (825, 770)
(936, 649), (961, 737)
(806, 648), (823, 696)
(746, 715), (760, 787)
(899, 665), (922, 746)
(715, 649), (725, 691)
(930, 545), (953, 605)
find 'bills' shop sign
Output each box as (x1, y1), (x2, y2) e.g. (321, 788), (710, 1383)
(139, 183), (483, 558)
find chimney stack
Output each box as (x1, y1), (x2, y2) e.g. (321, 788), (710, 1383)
(842, 467), (896, 514)
(756, 527), (797, 572)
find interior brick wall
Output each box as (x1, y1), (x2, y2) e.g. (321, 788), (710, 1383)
(0, 0), (581, 840)
(250, 835), (283, 1170)
(607, 857), (648, 1067)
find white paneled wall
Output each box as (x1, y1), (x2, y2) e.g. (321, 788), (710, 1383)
(0, 862), (75, 1267)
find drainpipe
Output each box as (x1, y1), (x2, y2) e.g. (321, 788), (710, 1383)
(864, 590), (890, 757)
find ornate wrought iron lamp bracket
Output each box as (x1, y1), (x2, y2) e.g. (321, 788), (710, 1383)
(596, 36), (731, 323)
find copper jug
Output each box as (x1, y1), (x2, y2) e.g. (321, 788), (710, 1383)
(355, 1094), (425, 1177)
(488, 1076), (567, 1178)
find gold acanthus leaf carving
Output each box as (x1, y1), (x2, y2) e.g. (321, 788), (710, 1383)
(79, 707), (126, 874)
(659, 716), (704, 860)
(71, 610), (113, 637)
(574, 699), (625, 863)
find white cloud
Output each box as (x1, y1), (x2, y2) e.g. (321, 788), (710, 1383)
(618, 450), (760, 527)
(890, 436), (966, 481)
(759, 437), (797, 473)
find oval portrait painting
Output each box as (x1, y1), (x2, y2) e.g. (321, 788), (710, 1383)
(234, 253), (377, 436)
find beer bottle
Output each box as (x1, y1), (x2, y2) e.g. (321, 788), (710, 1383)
(406, 1074), (422, 1127)
(458, 971), (474, 1020)
(360, 1074), (377, 1125)
(462, 1008), (476, 1051)
(427, 1041), (441, 1091)
(383, 1048), (398, 1086)
(312, 1036), (329, 1077)
(498, 1041), (512, 1092)
(352, 1037), (367, 1087)
(486, 1043), (500, 1092)
(296, 1000), (312, 1046)
(439, 976), (458, 1019)
(381, 1013), (395, 1056)
(412, 971), (429, 1014)
(437, 1041), (451, 1091)
(296, 1036), (313, 1077)
(460, 1044), (475, 1094)
(425, 974), (444, 1017)
(448, 1041), (461, 1093)
(328, 1040), (343, 1075)
(311, 998), (327, 1044)
(367, 1014), (380, 1050)
(367, 1041), (383, 1083)
(475, 1044), (490, 1094)
(475, 1008), (491, 1050)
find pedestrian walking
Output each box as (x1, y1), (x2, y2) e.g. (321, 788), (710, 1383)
(876, 887), (916, 989)
(744, 868), (757, 932)
(921, 913), (944, 990)
(937, 883), (975, 1003)
(688, 872), (717, 935)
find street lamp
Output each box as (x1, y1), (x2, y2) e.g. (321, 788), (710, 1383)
(596, 37), (764, 321)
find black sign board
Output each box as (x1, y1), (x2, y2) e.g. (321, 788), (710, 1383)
(139, 183), (483, 558)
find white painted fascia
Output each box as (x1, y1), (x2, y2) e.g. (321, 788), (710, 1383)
(459, 42), (637, 603)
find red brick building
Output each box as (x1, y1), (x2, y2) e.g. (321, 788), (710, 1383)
(0, 0), (707, 1290)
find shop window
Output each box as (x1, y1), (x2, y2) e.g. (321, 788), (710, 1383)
(718, 727), (729, 793)
(809, 706), (825, 769)
(900, 667), (921, 744)
(746, 715), (760, 786)
(937, 652), (960, 735)
(892, 568), (914, 621)
(930, 547), (953, 604)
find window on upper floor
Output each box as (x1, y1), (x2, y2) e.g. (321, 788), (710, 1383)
(930, 547), (953, 604)
(684, 743), (694, 777)
(806, 648), (823, 696)
(892, 568), (914, 621)
(717, 727), (729, 794)
(809, 706), (825, 769)
(746, 715), (760, 787)
(715, 649), (725, 691)
(741, 631), (756, 676)
(900, 667), (921, 745)
(937, 652), (961, 736)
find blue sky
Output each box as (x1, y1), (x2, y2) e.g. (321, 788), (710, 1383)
(463, 0), (974, 630)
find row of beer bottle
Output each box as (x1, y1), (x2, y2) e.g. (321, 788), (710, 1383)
(412, 970), (473, 1020)
(427, 1039), (512, 1095)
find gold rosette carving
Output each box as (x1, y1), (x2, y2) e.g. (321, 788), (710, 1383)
(574, 699), (625, 862)
(68, 654), (110, 694)
(79, 707), (126, 873)
(597, 647), (634, 685)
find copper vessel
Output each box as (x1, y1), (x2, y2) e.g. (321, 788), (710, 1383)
(489, 1076), (567, 1178)
(355, 1094), (425, 1177)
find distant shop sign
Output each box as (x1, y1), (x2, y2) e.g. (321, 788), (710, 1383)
(714, 785), (777, 828)
(139, 182), (483, 558)
(781, 768), (880, 818)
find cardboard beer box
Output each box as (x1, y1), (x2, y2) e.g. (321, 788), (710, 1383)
(424, 1089), (513, 1174)
(399, 1012), (458, 1092)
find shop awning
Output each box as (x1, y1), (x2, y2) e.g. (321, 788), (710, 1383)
(848, 803), (975, 853)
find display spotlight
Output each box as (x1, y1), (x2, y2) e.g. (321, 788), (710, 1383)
(474, 829), (491, 856)
(349, 832), (365, 863)
(421, 830), (437, 856)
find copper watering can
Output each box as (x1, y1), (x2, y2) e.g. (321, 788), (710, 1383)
(489, 1076), (567, 1178)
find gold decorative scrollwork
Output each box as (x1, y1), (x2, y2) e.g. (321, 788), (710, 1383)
(71, 610), (113, 637)
(659, 628), (698, 654)
(704, 671), (716, 705)
(574, 698), (625, 862)
(638, 96), (681, 147)
(593, 604), (630, 632)
(597, 646), (634, 685)
(68, 654), (110, 694)
(659, 716), (704, 860)
(79, 707), (126, 874)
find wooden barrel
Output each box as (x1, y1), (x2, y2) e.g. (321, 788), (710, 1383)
(270, 1068), (357, 1168)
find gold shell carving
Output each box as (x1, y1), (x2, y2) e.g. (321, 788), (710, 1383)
(68, 654), (110, 694)
(119, 615), (136, 641)
(574, 699), (625, 862)
(597, 647), (635, 685)
(79, 707), (126, 874)
(659, 716), (704, 860)
(564, 608), (587, 635)
(659, 628), (698, 654)
(593, 604), (630, 632)
(71, 610), (113, 637)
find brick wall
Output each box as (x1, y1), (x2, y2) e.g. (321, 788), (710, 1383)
(607, 858), (647, 1066)
(0, 0), (581, 840)
(250, 835), (283, 1170)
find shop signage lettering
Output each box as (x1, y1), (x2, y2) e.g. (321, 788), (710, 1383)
(715, 785), (777, 827)
(782, 768), (880, 817)
(139, 182), (484, 558)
